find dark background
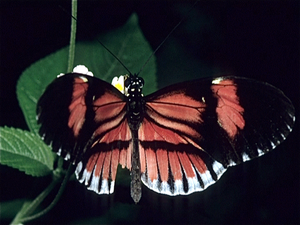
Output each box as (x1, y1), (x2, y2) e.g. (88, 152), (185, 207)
(0, 0), (299, 224)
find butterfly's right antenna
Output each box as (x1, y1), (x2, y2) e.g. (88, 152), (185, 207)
(136, 0), (199, 76)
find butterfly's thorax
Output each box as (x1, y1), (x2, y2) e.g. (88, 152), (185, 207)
(126, 74), (145, 131)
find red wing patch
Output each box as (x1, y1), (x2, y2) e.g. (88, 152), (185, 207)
(211, 79), (245, 138)
(145, 91), (206, 140)
(75, 95), (131, 194)
(148, 91), (206, 123)
(68, 77), (89, 137)
(75, 119), (132, 194)
(139, 114), (226, 195)
(69, 76), (126, 138)
(93, 102), (126, 137)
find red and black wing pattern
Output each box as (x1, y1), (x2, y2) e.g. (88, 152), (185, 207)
(139, 76), (295, 195)
(37, 74), (295, 198)
(37, 73), (131, 194)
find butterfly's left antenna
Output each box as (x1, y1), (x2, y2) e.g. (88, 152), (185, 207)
(59, 2), (133, 76)
(94, 37), (133, 76)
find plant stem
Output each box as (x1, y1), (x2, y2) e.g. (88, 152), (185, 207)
(11, 1), (79, 224)
(67, 0), (78, 72)
(10, 163), (74, 224)
(10, 173), (61, 225)
(21, 166), (72, 223)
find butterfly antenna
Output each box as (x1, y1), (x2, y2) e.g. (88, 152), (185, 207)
(59, 5), (77, 21)
(59, 5), (133, 76)
(137, 0), (199, 76)
(94, 38), (133, 75)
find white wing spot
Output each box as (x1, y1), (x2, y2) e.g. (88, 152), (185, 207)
(173, 180), (183, 195)
(271, 141), (276, 149)
(242, 152), (251, 162)
(75, 161), (83, 176)
(57, 148), (62, 156)
(228, 159), (236, 167)
(160, 181), (171, 195)
(109, 181), (115, 194)
(286, 123), (292, 132)
(64, 152), (71, 161)
(212, 77), (224, 84)
(88, 175), (100, 193)
(212, 161), (226, 179)
(257, 148), (264, 156)
(79, 76), (89, 82)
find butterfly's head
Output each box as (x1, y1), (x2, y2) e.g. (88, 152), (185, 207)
(125, 74), (144, 96)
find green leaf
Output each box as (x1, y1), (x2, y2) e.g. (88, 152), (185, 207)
(0, 126), (54, 176)
(17, 13), (157, 134)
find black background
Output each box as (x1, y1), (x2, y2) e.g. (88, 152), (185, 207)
(0, 0), (299, 224)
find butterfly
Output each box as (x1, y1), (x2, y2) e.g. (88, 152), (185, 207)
(36, 65), (295, 203)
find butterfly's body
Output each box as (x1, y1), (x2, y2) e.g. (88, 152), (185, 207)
(125, 74), (145, 202)
(37, 73), (295, 203)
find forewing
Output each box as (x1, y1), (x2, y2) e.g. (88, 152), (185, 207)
(140, 76), (295, 195)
